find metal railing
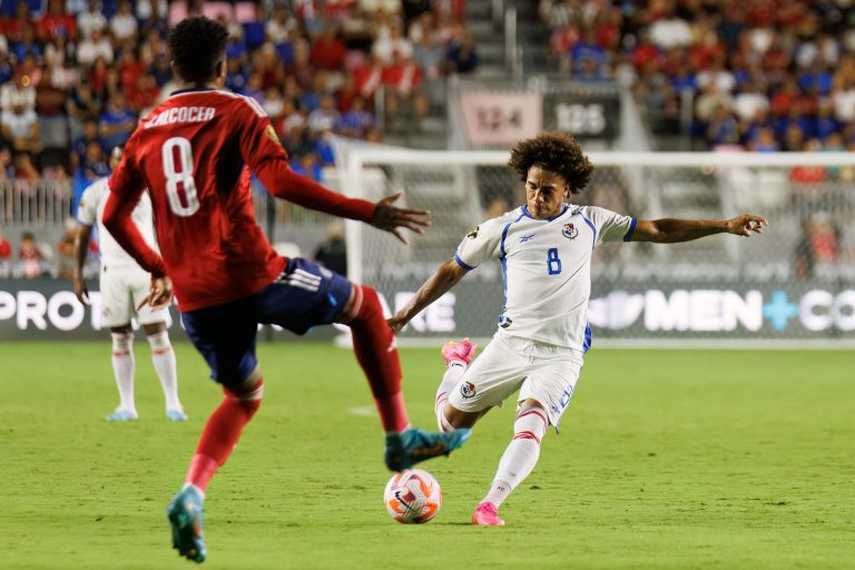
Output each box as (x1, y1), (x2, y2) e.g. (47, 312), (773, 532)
(0, 179), (74, 228)
(0, 178), (333, 231)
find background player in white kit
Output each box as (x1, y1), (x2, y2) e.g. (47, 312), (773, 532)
(73, 147), (186, 422)
(389, 132), (767, 526)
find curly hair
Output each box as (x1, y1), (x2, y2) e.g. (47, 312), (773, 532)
(168, 17), (229, 84)
(508, 132), (593, 194)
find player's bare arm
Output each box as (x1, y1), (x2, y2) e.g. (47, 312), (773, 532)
(631, 214), (768, 243)
(388, 258), (467, 333)
(72, 224), (93, 304)
(370, 190), (431, 245)
(245, 115), (431, 244)
(256, 160), (433, 243)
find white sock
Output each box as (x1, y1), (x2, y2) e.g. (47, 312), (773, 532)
(111, 332), (136, 411)
(148, 331), (182, 412)
(435, 362), (466, 431)
(483, 404), (549, 508)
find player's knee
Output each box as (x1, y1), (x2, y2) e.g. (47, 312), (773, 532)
(445, 404), (481, 429)
(143, 322), (167, 336)
(147, 330), (172, 351)
(519, 397), (545, 411)
(514, 403), (549, 440)
(241, 396), (262, 416)
(223, 385), (262, 418)
(437, 407), (455, 432)
(111, 331), (134, 353)
(517, 401), (548, 420)
(226, 376), (264, 416)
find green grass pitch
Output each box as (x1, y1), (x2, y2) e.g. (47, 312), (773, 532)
(1, 342), (853, 569)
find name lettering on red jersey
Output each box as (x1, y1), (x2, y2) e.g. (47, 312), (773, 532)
(144, 106), (216, 129)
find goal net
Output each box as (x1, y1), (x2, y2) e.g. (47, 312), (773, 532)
(334, 142), (855, 346)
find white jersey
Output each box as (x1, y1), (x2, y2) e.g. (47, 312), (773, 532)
(455, 203), (636, 351)
(77, 177), (158, 269)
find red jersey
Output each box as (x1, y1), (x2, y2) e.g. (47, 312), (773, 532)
(104, 88), (375, 312)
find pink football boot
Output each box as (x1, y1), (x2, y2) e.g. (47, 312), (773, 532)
(471, 501), (505, 526)
(441, 338), (477, 367)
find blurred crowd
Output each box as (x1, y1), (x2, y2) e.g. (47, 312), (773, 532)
(540, 0), (855, 152)
(0, 220), (79, 278)
(0, 0), (479, 194)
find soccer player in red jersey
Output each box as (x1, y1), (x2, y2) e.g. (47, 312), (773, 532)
(102, 17), (470, 563)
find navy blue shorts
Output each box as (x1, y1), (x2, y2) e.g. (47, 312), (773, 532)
(181, 257), (352, 387)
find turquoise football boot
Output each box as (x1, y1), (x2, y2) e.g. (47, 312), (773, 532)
(167, 409), (188, 422)
(384, 427), (471, 472)
(106, 408), (138, 422)
(167, 485), (206, 563)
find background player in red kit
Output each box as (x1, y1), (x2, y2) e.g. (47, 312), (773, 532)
(103, 17), (470, 564)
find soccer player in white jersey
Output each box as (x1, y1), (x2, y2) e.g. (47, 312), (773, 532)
(388, 132), (767, 526)
(73, 147), (187, 422)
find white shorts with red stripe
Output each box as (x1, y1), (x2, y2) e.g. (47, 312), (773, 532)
(447, 330), (584, 430)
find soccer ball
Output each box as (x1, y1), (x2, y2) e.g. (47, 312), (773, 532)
(383, 469), (442, 524)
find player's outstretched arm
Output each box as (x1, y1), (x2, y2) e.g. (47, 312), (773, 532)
(254, 157), (430, 242)
(631, 214), (768, 243)
(72, 224), (92, 304)
(388, 258), (468, 333)
(241, 108), (430, 243)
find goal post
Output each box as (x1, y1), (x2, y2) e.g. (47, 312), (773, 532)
(334, 142), (855, 347)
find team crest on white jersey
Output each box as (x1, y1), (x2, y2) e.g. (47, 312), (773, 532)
(460, 381), (476, 398)
(562, 223), (578, 239)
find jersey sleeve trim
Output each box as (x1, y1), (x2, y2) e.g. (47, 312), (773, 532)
(454, 253), (477, 271)
(499, 211), (527, 256)
(210, 89), (267, 117)
(580, 214), (597, 249)
(623, 218), (637, 242)
(237, 93), (266, 117)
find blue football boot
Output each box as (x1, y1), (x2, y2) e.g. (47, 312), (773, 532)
(167, 485), (206, 563)
(167, 409), (188, 422)
(106, 408), (138, 422)
(384, 427), (471, 472)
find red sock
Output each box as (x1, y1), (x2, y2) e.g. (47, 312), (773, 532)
(345, 285), (409, 433)
(185, 380), (263, 492)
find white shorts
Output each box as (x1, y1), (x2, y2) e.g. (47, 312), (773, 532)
(99, 264), (170, 328)
(447, 332), (584, 429)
